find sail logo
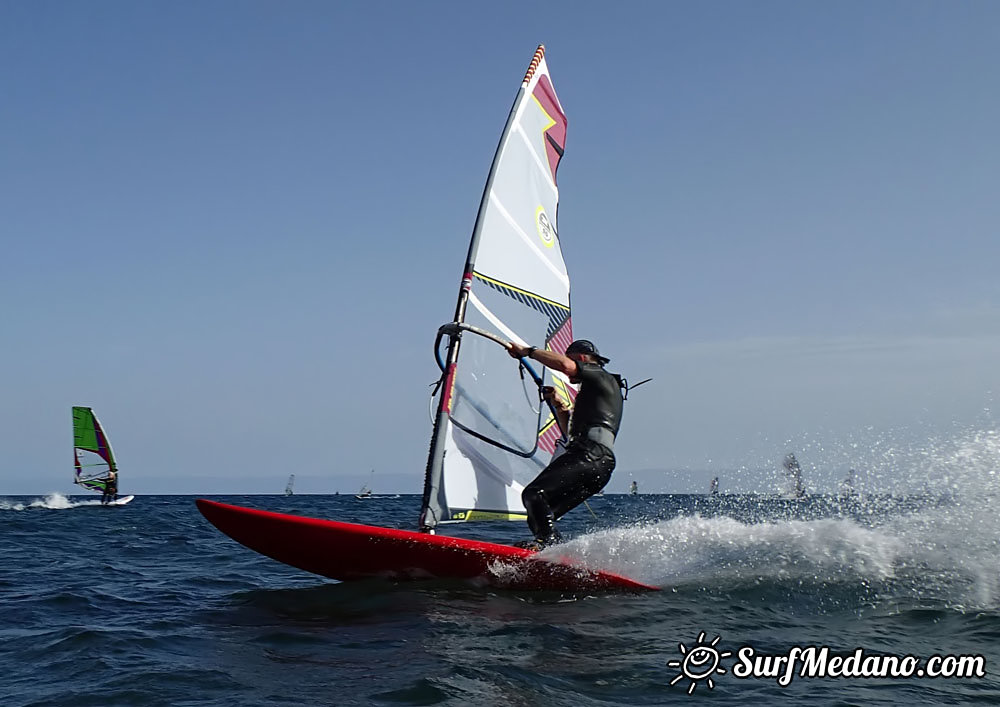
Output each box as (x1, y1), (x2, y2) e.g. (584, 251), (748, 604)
(535, 206), (556, 248)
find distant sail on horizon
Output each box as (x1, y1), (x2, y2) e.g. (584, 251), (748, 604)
(356, 469), (375, 499)
(840, 469), (858, 498)
(783, 453), (806, 499)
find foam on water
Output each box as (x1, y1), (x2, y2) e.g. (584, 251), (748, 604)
(546, 513), (902, 590)
(879, 427), (1000, 609)
(0, 492), (106, 511)
(545, 425), (1000, 610)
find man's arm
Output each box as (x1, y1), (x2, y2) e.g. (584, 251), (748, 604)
(542, 386), (572, 434)
(507, 342), (578, 377)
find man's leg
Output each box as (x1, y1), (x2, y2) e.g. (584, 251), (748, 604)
(522, 445), (614, 543)
(548, 449), (615, 519)
(523, 451), (581, 542)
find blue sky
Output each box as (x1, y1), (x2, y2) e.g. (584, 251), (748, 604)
(3, 1), (999, 495)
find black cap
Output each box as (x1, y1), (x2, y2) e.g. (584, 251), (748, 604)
(565, 339), (610, 364)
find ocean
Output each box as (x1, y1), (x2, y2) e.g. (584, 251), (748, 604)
(3, 488), (999, 706)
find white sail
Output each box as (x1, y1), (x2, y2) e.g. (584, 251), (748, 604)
(421, 46), (574, 529)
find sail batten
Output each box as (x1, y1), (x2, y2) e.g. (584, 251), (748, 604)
(514, 125), (560, 192)
(467, 293), (524, 345)
(482, 197), (569, 288)
(420, 46), (573, 530)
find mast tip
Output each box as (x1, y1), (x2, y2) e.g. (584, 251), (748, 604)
(523, 45), (547, 86)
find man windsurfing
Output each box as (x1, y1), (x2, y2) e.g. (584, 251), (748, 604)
(506, 339), (623, 548)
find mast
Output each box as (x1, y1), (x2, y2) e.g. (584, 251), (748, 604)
(420, 46), (549, 532)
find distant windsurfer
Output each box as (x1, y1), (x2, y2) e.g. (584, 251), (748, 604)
(840, 469), (858, 498)
(783, 453), (806, 499)
(506, 339), (623, 548)
(101, 469), (118, 505)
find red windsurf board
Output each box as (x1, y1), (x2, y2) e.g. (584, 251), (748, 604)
(196, 499), (657, 592)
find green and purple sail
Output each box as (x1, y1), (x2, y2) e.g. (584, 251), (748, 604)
(72, 406), (118, 494)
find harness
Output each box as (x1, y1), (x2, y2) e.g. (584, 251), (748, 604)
(566, 374), (653, 452)
(571, 425), (617, 449)
(615, 374), (652, 401)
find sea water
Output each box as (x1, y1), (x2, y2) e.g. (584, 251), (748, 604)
(4, 432), (1000, 705)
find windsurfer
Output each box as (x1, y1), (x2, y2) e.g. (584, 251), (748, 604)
(101, 469), (118, 505)
(783, 453), (806, 499)
(506, 339), (623, 547)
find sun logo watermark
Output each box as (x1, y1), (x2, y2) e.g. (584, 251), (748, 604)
(665, 632), (985, 693)
(667, 632), (732, 694)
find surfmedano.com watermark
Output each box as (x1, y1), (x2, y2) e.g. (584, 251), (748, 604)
(667, 633), (986, 694)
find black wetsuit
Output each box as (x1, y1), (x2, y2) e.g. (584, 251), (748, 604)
(521, 362), (623, 544)
(101, 475), (118, 505)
